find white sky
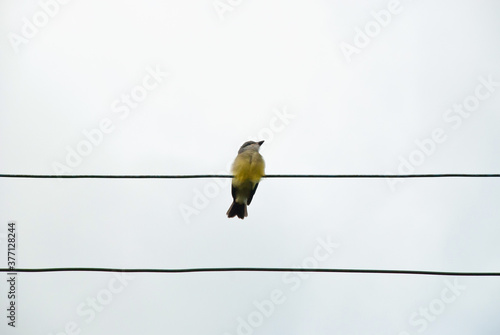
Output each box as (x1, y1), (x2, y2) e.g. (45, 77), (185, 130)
(1, 0), (500, 334)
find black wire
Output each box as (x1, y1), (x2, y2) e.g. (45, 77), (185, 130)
(1, 267), (499, 276)
(0, 174), (232, 179)
(0, 174), (499, 179)
(2, 173), (498, 277)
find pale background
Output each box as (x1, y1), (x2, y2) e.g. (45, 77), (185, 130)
(1, 0), (500, 334)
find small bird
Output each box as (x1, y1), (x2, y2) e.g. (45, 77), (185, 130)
(226, 140), (265, 219)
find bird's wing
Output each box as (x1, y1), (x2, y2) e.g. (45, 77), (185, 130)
(247, 182), (259, 205)
(231, 184), (238, 200)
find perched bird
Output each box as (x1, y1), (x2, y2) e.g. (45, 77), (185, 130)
(226, 140), (265, 219)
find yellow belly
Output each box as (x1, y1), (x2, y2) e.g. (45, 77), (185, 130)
(232, 151), (265, 185)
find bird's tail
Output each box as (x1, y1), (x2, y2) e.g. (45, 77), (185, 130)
(226, 201), (247, 219)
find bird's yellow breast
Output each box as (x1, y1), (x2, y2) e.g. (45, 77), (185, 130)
(232, 151), (265, 185)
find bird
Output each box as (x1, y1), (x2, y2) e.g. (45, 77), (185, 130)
(226, 140), (265, 219)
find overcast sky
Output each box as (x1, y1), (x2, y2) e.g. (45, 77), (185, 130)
(1, 0), (500, 334)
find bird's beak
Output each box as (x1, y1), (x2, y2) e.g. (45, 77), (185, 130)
(257, 140), (264, 146)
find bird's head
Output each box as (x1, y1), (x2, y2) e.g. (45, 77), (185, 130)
(238, 140), (264, 154)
